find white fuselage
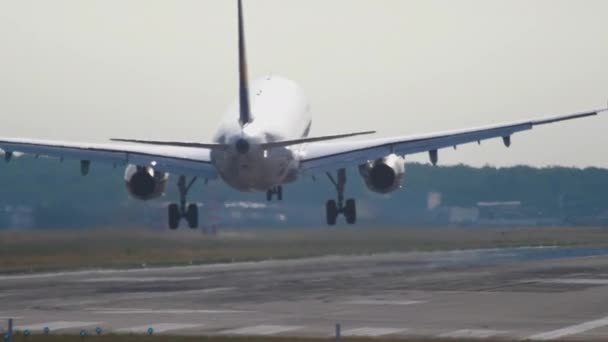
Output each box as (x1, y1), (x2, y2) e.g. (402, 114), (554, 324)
(210, 75), (310, 191)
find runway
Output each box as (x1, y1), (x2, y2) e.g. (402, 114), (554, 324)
(3, 246), (608, 340)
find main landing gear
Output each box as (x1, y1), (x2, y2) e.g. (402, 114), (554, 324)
(168, 175), (198, 230)
(325, 168), (356, 225)
(266, 186), (283, 201)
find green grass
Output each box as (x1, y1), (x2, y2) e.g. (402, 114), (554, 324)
(1, 226), (608, 274)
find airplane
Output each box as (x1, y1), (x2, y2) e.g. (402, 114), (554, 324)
(0, 0), (606, 229)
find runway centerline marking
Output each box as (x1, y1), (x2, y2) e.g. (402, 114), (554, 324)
(526, 315), (608, 340)
(15, 322), (101, 332)
(341, 327), (406, 337)
(94, 309), (250, 314)
(345, 300), (424, 306)
(115, 323), (202, 334)
(79, 276), (204, 283)
(117, 287), (236, 300)
(220, 325), (302, 335)
(439, 329), (505, 338)
(523, 278), (608, 285)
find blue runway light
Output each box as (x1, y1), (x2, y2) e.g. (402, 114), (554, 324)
(43, 327), (50, 334)
(95, 327), (102, 335)
(147, 327), (154, 335)
(79, 329), (87, 337)
(23, 329), (30, 337)
(3, 334), (9, 342)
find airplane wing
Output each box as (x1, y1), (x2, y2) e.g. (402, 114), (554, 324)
(299, 108), (607, 173)
(0, 137), (217, 178)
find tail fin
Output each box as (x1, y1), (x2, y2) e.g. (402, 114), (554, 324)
(238, 0), (252, 127)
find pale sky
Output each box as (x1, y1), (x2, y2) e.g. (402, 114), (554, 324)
(0, 0), (606, 167)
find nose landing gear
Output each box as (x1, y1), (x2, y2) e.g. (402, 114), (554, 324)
(325, 169), (357, 225)
(266, 186), (283, 201)
(168, 175), (199, 229)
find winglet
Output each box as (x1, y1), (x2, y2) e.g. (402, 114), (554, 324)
(238, 0), (252, 127)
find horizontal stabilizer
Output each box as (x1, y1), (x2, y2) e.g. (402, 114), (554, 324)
(112, 131), (375, 151)
(261, 131), (376, 149)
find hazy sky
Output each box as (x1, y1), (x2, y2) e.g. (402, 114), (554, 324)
(0, 0), (606, 168)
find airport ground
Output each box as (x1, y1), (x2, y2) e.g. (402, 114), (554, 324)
(2, 226), (608, 273)
(2, 336), (586, 342)
(4, 227), (608, 341)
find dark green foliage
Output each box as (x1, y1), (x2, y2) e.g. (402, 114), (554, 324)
(0, 156), (607, 228)
(404, 164), (608, 218)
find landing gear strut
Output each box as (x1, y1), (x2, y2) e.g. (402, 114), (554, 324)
(168, 175), (198, 229)
(326, 169), (356, 225)
(266, 186), (283, 201)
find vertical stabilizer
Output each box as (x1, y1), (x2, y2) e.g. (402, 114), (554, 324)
(237, 0), (252, 127)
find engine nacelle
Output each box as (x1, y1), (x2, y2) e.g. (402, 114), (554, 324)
(359, 154), (406, 194)
(124, 164), (169, 201)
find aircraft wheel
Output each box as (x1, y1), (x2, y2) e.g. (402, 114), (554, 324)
(345, 198), (357, 224)
(186, 203), (199, 229)
(168, 203), (180, 230)
(277, 186), (283, 201)
(326, 200), (338, 226)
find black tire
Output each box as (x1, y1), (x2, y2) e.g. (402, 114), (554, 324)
(168, 204), (180, 230)
(345, 198), (357, 224)
(326, 200), (338, 226)
(277, 186), (283, 201)
(266, 190), (272, 201)
(186, 203), (198, 229)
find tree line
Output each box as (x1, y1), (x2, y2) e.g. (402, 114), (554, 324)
(0, 157), (606, 228)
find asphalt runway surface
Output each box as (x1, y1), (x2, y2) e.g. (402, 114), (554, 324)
(3, 246), (608, 340)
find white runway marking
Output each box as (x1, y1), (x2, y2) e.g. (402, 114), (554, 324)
(115, 323), (202, 334)
(221, 325), (302, 335)
(117, 287), (236, 300)
(524, 278), (608, 285)
(0, 247), (553, 282)
(198, 287), (235, 293)
(49, 288), (236, 308)
(0, 293), (18, 299)
(345, 300), (424, 306)
(15, 321), (100, 332)
(527, 316), (608, 340)
(79, 276), (204, 283)
(439, 329), (505, 338)
(94, 309), (249, 314)
(341, 327), (406, 337)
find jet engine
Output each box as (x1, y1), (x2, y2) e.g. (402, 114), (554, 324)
(358, 154), (405, 194)
(124, 164), (169, 201)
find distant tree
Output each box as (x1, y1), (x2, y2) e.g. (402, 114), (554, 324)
(1, 157), (607, 228)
